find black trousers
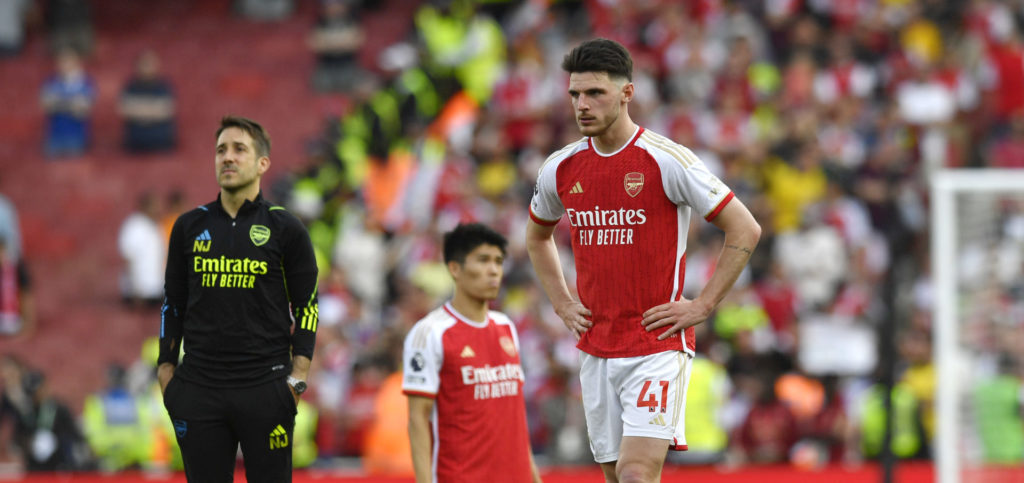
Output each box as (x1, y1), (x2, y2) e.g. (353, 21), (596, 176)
(163, 376), (297, 482)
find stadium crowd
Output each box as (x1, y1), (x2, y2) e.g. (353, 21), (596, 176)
(1, 0), (1023, 475)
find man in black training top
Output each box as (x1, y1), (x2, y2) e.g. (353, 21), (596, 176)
(158, 116), (318, 482)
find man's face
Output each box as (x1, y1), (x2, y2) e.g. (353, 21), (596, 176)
(215, 127), (268, 192)
(567, 71), (632, 137)
(450, 244), (505, 302)
(137, 52), (160, 79)
(56, 51), (82, 78)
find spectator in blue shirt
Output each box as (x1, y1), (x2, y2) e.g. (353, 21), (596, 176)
(39, 49), (95, 158)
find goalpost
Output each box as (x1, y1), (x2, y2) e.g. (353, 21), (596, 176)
(931, 169), (1024, 483)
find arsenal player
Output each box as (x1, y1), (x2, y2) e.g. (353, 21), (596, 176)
(526, 38), (761, 483)
(403, 223), (542, 483)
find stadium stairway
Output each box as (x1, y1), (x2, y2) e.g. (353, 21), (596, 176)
(0, 0), (415, 410)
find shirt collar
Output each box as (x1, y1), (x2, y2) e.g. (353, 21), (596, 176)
(213, 191), (264, 216)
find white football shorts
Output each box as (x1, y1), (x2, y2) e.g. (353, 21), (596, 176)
(580, 350), (693, 463)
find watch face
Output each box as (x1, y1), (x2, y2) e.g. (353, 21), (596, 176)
(293, 380), (307, 395)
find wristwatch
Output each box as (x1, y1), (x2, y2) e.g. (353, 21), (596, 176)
(287, 376), (307, 396)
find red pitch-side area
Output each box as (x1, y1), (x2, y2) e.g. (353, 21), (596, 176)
(0, 462), (952, 482)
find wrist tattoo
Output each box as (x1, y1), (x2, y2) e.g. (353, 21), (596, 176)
(726, 244), (752, 256)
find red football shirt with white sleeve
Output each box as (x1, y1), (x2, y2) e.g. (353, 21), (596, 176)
(402, 303), (532, 483)
(529, 126), (734, 358)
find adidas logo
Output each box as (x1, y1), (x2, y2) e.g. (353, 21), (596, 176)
(649, 414), (667, 426)
(193, 230), (212, 253)
(569, 181), (584, 194)
(269, 424), (289, 450)
(460, 345), (476, 358)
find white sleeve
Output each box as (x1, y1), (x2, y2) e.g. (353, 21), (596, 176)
(402, 321), (444, 397)
(529, 157), (564, 224)
(656, 144), (733, 220)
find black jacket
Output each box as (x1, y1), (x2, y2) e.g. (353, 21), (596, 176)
(158, 193), (318, 387)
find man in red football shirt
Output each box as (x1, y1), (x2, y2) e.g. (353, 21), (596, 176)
(403, 223), (542, 483)
(526, 38), (762, 482)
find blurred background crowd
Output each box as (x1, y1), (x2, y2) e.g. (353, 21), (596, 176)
(0, 0), (1022, 476)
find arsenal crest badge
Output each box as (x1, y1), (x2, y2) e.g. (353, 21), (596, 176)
(249, 225), (270, 246)
(499, 336), (517, 357)
(624, 172), (644, 197)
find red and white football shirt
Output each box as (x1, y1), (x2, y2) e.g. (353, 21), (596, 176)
(529, 126), (734, 358)
(402, 303), (532, 483)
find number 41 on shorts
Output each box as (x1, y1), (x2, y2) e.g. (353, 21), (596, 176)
(637, 380), (669, 413)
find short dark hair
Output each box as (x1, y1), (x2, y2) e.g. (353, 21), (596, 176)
(443, 223), (507, 265)
(561, 38), (633, 82)
(216, 115), (271, 158)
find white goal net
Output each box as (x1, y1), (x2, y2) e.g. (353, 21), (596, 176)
(932, 169), (1024, 483)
